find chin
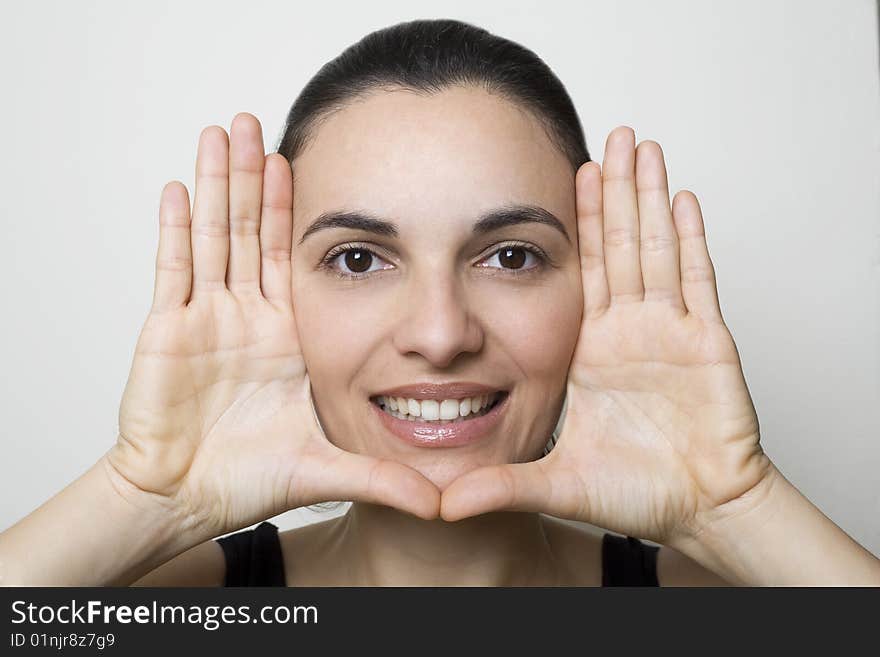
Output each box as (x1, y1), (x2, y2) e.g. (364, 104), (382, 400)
(405, 459), (487, 493)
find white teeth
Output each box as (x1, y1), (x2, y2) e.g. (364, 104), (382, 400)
(375, 392), (502, 421)
(439, 399), (459, 420)
(421, 399), (440, 421)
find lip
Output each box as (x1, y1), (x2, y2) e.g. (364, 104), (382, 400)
(369, 390), (510, 448)
(370, 381), (505, 401)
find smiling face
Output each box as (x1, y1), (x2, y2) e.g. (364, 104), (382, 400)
(290, 85), (583, 490)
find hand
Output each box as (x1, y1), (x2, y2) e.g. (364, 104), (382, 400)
(109, 113), (439, 540)
(441, 126), (775, 545)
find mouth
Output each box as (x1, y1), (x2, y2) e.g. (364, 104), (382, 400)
(368, 390), (510, 448)
(369, 390), (508, 423)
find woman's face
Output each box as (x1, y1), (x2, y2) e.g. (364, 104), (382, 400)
(290, 85), (583, 491)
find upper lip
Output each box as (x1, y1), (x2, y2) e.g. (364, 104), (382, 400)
(370, 382), (507, 401)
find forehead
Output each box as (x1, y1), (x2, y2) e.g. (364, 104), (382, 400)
(291, 85), (575, 230)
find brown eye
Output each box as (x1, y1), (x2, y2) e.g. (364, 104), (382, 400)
(344, 249), (372, 273)
(498, 246), (526, 269)
(322, 244), (392, 279)
(478, 243), (545, 274)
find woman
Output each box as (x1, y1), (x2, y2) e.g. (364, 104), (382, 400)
(1, 18), (877, 587)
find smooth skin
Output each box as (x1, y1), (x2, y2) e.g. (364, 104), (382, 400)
(139, 105), (723, 585)
(442, 128), (770, 543)
(112, 118), (442, 533)
(2, 108), (877, 586)
(0, 114), (436, 587)
(442, 125), (880, 585)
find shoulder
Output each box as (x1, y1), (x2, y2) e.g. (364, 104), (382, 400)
(539, 515), (605, 586)
(131, 518), (337, 587)
(541, 517), (730, 586)
(277, 516), (347, 586)
(655, 543), (731, 586)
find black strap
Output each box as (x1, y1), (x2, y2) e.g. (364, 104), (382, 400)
(215, 521), (286, 586)
(215, 522), (658, 587)
(601, 533), (660, 586)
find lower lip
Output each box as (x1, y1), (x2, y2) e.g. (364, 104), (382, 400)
(369, 393), (509, 448)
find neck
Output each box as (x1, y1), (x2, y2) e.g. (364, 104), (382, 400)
(327, 502), (563, 586)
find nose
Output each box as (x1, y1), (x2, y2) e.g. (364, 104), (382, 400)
(391, 269), (483, 368)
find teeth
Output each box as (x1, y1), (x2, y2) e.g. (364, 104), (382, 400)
(421, 399), (439, 421)
(375, 392), (501, 421)
(440, 399), (459, 420)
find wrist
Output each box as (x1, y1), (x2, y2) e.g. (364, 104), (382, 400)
(668, 462), (880, 586)
(667, 462), (786, 586)
(0, 453), (210, 586)
(97, 453), (213, 576)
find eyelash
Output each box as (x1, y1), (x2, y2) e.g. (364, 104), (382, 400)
(318, 241), (551, 281)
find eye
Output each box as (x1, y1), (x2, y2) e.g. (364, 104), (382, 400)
(319, 243), (394, 279)
(476, 242), (547, 274)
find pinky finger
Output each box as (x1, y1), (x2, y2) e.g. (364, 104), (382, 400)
(152, 181), (193, 313)
(672, 190), (723, 323)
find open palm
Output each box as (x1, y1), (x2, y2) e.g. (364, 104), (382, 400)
(110, 114), (439, 539)
(441, 127), (774, 545)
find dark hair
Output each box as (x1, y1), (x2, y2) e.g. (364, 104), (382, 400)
(275, 18), (590, 170)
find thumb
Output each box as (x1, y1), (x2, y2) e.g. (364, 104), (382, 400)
(296, 445), (441, 520)
(440, 460), (565, 522)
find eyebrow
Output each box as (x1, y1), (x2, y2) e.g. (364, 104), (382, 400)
(297, 204), (571, 245)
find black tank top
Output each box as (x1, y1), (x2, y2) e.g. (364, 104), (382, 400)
(215, 521), (660, 586)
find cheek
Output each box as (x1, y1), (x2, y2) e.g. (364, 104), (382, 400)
(293, 281), (394, 360)
(477, 279), (583, 379)
(291, 281), (394, 446)
(292, 285), (384, 383)
(293, 273), (583, 387)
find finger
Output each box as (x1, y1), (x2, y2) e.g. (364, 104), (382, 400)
(672, 190), (723, 323)
(190, 126), (230, 295)
(575, 161), (610, 318)
(635, 141), (685, 312)
(440, 461), (556, 521)
(302, 447), (440, 520)
(151, 181), (193, 312)
(602, 126), (644, 302)
(259, 153), (293, 306)
(227, 113), (265, 294)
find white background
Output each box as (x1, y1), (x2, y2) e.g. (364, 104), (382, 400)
(1, 0), (878, 556)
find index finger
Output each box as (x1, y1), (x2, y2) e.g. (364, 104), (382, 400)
(259, 153), (294, 306)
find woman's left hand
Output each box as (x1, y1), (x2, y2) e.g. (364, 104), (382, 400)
(441, 126), (776, 546)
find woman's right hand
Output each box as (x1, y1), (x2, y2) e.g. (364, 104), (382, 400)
(109, 113), (440, 541)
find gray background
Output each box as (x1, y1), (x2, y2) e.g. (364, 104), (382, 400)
(1, 0), (878, 555)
